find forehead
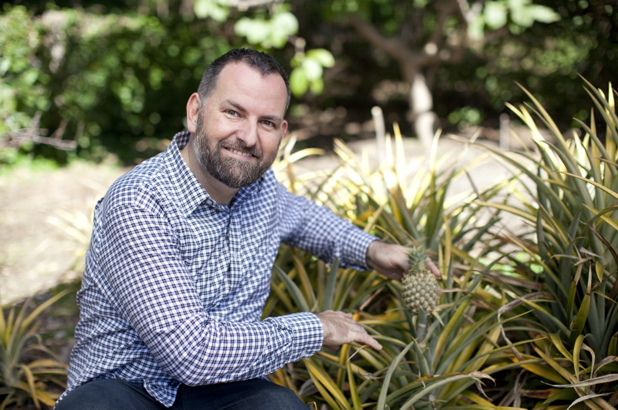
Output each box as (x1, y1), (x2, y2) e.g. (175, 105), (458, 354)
(210, 63), (287, 114)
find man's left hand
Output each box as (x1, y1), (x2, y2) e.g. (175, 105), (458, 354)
(365, 241), (441, 281)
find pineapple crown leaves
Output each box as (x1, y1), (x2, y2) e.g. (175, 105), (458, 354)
(407, 246), (428, 275)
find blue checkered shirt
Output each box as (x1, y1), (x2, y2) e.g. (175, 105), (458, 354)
(58, 131), (377, 407)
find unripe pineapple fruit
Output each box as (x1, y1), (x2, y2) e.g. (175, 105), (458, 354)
(401, 246), (440, 314)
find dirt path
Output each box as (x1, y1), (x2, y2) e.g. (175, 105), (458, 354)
(0, 136), (517, 305)
(0, 161), (125, 304)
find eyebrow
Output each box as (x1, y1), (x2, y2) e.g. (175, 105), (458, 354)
(224, 99), (283, 125)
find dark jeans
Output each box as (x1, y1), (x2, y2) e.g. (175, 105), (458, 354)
(55, 378), (310, 410)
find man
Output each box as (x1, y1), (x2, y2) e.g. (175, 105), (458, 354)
(55, 49), (435, 410)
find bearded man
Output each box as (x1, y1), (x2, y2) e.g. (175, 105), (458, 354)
(55, 49), (436, 410)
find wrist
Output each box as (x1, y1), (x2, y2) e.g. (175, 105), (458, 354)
(365, 240), (382, 270)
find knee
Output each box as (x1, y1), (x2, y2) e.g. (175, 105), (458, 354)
(252, 380), (308, 410)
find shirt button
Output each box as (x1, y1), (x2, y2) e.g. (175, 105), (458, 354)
(232, 252), (239, 259)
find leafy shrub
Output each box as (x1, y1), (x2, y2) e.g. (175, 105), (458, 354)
(271, 81), (618, 407)
(0, 291), (69, 409)
(269, 131), (525, 408)
(472, 80), (618, 408)
(0, 5), (231, 164)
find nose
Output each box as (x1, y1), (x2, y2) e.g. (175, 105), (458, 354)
(236, 120), (259, 148)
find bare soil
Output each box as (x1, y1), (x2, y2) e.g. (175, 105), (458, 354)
(0, 160), (126, 305)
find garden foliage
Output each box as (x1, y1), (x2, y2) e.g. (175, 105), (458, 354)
(0, 292), (68, 409)
(267, 81), (618, 408)
(0, 4), (231, 164)
(2, 1), (616, 166)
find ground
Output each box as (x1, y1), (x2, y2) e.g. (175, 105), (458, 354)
(0, 159), (126, 305)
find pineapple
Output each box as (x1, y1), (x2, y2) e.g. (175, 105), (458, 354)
(401, 246), (440, 314)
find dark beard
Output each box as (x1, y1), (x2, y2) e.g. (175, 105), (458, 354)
(193, 109), (280, 188)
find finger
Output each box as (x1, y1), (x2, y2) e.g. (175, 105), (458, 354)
(427, 259), (441, 279)
(357, 332), (382, 350)
(350, 324), (382, 350)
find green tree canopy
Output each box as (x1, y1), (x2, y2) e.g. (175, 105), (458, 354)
(1, 0), (614, 164)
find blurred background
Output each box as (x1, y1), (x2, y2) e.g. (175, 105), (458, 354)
(1, 0), (616, 166)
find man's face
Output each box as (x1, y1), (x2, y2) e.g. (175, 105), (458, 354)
(192, 63), (288, 189)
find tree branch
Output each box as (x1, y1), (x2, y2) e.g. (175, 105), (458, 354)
(0, 113), (78, 151)
(348, 14), (413, 64)
(455, 0), (485, 24)
(426, 0), (473, 65)
(428, 0), (459, 49)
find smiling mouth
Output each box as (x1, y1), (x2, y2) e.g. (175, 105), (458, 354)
(225, 147), (254, 158)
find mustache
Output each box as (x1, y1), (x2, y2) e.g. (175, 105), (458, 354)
(218, 140), (262, 159)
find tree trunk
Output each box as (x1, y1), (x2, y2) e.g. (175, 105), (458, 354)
(347, 13), (440, 147)
(403, 64), (436, 148)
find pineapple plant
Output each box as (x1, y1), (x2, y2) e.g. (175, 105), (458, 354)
(401, 246), (440, 314)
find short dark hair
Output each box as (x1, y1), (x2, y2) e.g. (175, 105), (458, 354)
(197, 48), (291, 112)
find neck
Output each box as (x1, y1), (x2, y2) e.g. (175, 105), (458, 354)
(180, 135), (239, 206)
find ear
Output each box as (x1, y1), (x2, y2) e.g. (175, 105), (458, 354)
(186, 93), (201, 133)
(281, 120), (288, 139)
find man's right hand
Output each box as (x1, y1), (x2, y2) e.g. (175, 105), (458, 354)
(315, 310), (382, 351)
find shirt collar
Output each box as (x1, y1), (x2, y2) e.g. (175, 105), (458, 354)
(164, 131), (261, 216)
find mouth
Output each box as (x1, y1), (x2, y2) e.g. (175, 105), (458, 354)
(224, 147), (255, 159)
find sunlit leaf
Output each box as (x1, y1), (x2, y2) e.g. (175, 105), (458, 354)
(545, 374), (618, 388)
(307, 48), (335, 67)
(527, 5), (560, 24)
(235, 18), (270, 44)
(484, 2), (508, 29)
(272, 11), (298, 34)
(302, 58), (323, 82)
(194, 0), (229, 21)
(309, 78), (324, 95)
(566, 392), (612, 410)
(289, 67), (308, 97)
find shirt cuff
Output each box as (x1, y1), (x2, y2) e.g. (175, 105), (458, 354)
(341, 227), (379, 271)
(269, 312), (323, 361)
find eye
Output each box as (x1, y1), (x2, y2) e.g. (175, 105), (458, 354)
(262, 120), (275, 128)
(226, 110), (239, 116)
